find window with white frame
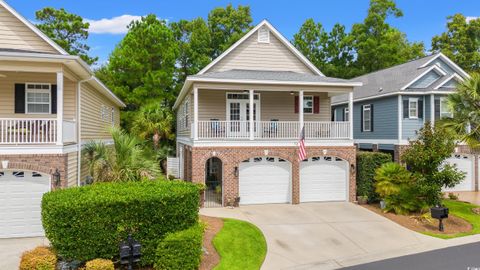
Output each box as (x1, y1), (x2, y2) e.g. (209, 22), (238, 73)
(408, 98), (418, 118)
(440, 97), (453, 118)
(344, 107), (349, 122)
(303, 96), (313, 114)
(26, 83), (51, 114)
(362, 105), (371, 132)
(184, 99), (189, 129)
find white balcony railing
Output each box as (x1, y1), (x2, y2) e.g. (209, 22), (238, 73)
(0, 118), (76, 145)
(198, 120), (350, 140)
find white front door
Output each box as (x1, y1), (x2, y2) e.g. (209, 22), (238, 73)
(0, 170), (50, 238)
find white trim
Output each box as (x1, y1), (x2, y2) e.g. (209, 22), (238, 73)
(400, 65), (446, 90)
(362, 104), (372, 132)
(408, 98), (419, 119)
(0, 144), (78, 155)
(303, 95), (313, 114)
(348, 92), (353, 139)
(191, 140), (354, 148)
(355, 139), (400, 144)
(189, 76), (362, 87)
(434, 73), (464, 89)
(420, 53), (471, 79)
(430, 94), (435, 124)
(0, 1), (68, 55)
(198, 20), (324, 76)
(56, 71), (63, 146)
(249, 90), (254, 140)
(299, 91), (304, 130)
(398, 95), (402, 141)
(193, 87), (198, 141)
(439, 96), (453, 119)
(257, 25), (270, 43)
(331, 90), (456, 106)
(25, 83), (52, 114)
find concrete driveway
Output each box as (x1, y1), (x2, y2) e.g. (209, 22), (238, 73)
(201, 202), (479, 270)
(0, 237), (48, 269)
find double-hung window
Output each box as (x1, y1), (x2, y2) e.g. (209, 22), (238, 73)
(26, 83), (51, 114)
(344, 107), (350, 122)
(362, 105), (372, 132)
(440, 97), (452, 118)
(303, 96), (313, 114)
(408, 98), (418, 119)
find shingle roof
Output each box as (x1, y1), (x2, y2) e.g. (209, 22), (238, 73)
(331, 54), (444, 104)
(190, 69), (358, 85)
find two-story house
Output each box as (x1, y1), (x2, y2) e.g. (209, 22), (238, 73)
(331, 53), (476, 192)
(173, 20), (362, 207)
(0, 1), (124, 238)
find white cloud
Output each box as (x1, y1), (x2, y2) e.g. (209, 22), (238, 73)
(86, 15), (143, 34)
(466, 16), (478, 22)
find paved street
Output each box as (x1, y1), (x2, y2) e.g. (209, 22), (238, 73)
(341, 242), (480, 270)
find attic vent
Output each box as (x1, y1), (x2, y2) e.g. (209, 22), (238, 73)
(258, 26), (270, 43)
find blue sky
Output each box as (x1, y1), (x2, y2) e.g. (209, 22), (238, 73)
(7, 0), (480, 67)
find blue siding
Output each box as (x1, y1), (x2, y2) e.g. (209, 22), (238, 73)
(378, 144), (395, 150)
(410, 70), (441, 88)
(431, 58), (456, 75)
(332, 105), (348, 121)
(402, 96), (424, 140)
(424, 95), (431, 122)
(442, 78), (457, 88)
(358, 143), (373, 150)
(354, 96), (398, 140)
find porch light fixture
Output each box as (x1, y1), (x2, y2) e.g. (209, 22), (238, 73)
(243, 90), (249, 93)
(1, 160), (8, 169)
(52, 169), (61, 187)
(350, 164), (356, 174)
(234, 166), (239, 177)
(322, 149), (328, 155)
(290, 91), (294, 95)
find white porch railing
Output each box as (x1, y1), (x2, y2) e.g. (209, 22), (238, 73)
(0, 118), (77, 144)
(198, 120), (350, 140)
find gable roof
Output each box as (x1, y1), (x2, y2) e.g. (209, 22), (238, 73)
(0, 0), (67, 55)
(331, 53), (469, 104)
(198, 19), (324, 76)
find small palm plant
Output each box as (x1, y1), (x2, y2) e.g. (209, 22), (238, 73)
(83, 128), (160, 182)
(131, 103), (175, 150)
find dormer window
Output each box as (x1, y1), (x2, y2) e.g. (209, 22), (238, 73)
(258, 26), (270, 43)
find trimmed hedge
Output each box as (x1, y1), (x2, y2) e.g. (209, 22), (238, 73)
(42, 180), (201, 265)
(356, 151), (392, 202)
(154, 223), (204, 270)
(19, 246), (57, 270)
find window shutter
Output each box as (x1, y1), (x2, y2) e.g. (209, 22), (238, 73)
(403, 100), (409, 118)
(434, 98), (440, 120)
(370, 104), (374, 132)
(294, 96), (299, 113)
(418, 100), (423, 118)
(360, 106), (364, 132)
(342, 108), (345, 121)
(313, 96), (320, 114)
(331, 108), (335, 121)
(14, 83), (25, 114)
(51, 85), (57, 114)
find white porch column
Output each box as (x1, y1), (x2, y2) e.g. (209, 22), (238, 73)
(348, 92), (354, 140)
(299, 90), (304, 131)
(193, 87), (199, 141)
(430, 94), (435, 125)
(56, 71), (64, 146)
(249, 89), (254, 140)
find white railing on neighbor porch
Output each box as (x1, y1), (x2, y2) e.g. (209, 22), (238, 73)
(0, 119), (77, 144)
(198, 120), (350, 140)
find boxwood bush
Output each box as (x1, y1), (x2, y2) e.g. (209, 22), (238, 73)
(154, 223), (204, 270)
(357, 151), (392, 203)
(42, 180), (201, 265)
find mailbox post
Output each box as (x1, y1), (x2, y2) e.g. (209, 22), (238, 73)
(119, 234), (141, 270)
(431, 206), (449, 232)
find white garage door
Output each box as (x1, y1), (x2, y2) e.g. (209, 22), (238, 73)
(300, 156), (348, 202)
(443, 155), (474, 192)
(239, 157), (291, 205)
(0, 170), (50, 238)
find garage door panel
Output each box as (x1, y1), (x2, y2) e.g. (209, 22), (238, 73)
(443, 155), (474, 192)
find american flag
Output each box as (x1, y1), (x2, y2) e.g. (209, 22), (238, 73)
(298, 127), (307, 161)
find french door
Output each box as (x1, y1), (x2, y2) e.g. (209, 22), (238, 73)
(227, 100), (259, 137)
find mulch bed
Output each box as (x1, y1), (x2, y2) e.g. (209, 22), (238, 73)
(199, 215), (224, 270)
(362, 204), (472, 235)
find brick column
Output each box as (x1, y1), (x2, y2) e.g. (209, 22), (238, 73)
(292, 160), (300, 204)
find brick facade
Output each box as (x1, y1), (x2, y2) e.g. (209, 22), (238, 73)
(0, 154), (69, 190)
(180, 144), (356, 206)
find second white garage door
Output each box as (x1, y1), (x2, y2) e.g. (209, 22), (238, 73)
(443, 155), (475, 192)
(239, 157), (291, 205)
(300, 157), (348, 202)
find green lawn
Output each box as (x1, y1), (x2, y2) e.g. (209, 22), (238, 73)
(424, 199), (480, 239)
(213, 218), (267, 270)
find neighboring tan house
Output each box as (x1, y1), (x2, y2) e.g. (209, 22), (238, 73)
(331, 53), (477, 192)
(0, 1), (125, 238)
(172, 20), (362, 208)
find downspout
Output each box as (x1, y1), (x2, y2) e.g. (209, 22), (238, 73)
(77, 76), (94, 186)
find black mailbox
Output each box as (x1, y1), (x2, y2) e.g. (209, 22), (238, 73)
(119, 234), (141, 270)
(119, 243), (130, 264)
(431, 207), (449, 219)
(132, 242), (141, 263)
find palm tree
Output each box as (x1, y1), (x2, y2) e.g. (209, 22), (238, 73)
(441, 73), (480, 149)
(83, 128), (161, 182)
(131, 103), (175, 150)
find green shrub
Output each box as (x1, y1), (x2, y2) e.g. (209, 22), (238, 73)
(356, 151), (392, 202)
(85, 259), (114, 270)
(19, 246), (57, 270)
(375, 162), (425, 214)
(42, 180), (201, 265)
(154, 223), (204, 270)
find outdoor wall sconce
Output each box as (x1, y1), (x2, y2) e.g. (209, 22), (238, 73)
(212, 151), (217, 157)
(350, 164), (356, 174)
(1, 160), (8, 169)
(52, 169), (61, 187)
(290, 91), (294, 95)
(322, 149), (328, 155)
(234, 166), (239, 177)
(264, 149), (269, 156)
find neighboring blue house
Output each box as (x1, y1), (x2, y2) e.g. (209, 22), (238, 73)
(331, 53), (477, 192)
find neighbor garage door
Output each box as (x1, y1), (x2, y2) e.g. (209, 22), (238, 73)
(239, 157), (291, 205)
(0, 170), (50, 238)
(443, 155), (474, 192)
(300, 156), (348, 202)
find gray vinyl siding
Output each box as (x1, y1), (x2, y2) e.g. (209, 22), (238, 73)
(358, 143), (373, 150)
(424, 95), (431, 122)
(431, 58), (456, 75)
(409, 70), (441, 88)
(441, 79), (457, 88)
(402, 95), (424, 140)
(354, 96), (398, 140)
(378, 144), (395, 150)
(332, 105), (348, 121)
